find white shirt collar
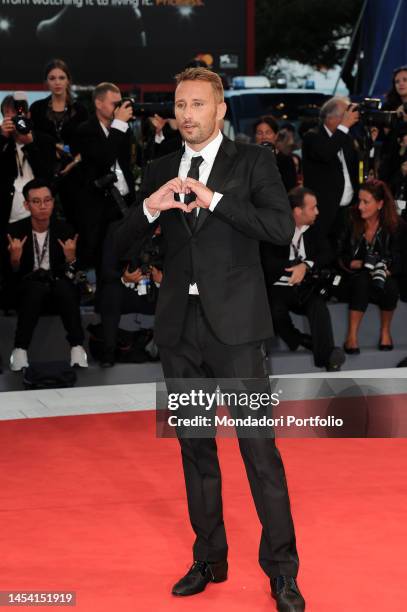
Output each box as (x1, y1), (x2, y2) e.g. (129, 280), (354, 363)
(294, 224), (310, 236)
(184, 130), (223, 165)
(324, 124), (333, 137)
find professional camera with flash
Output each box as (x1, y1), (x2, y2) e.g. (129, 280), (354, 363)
(10, 93), (33, 135)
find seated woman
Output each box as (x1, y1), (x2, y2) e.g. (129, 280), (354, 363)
(337, 179), (407, 354)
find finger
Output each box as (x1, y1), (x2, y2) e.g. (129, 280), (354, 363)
(172, 202), (191, 213)
(73, 234), (79, 243)
(7, 234), (12, 244)
(166, 177), (184, 192)
(21, 236), (28, 245)
(57, 239), (65, 247)
(285, 267), (294, 272)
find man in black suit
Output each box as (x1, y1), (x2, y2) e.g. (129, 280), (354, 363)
(75, 83), (135, 272)
(0, 94), (56, 285)
(6, 179), (87, 371)
(113, 68), (304, 611)
(302, 96), (360, 238)
(261, 186), (345, 371)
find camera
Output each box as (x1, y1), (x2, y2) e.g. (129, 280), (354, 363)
(298, 268), (341, 304)
(24, 268), (55, 286)
(115, 98), (175, 120)
(363, 251), (388, 290)
(129, 234), (164, 275)
(10, 96), (33, 135)
(355, 98), (399, 130)
(371, 261), (388, 290)
(94, 172), (128, 217)
(363, 250), (380, 271)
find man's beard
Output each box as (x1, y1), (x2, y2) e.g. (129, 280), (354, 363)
(180, 119), (217, 145)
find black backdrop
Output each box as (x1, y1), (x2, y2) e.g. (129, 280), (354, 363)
(0, 0), (247, 85)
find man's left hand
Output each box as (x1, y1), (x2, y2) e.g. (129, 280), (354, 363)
(183, 177), (213, 210)
(58, 234), (78, 263)
(285, 262), (307, 285)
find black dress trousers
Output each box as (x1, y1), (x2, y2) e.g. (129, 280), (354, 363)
(159, 296), (299, 578)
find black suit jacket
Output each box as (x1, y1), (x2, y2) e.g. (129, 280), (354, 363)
(76, 115), (135, 220)
(302, 125), (359, 232)
(7, 216), (77, 280)
(260, 224), (333, 286)
(29, 96), (88, 150)
(0, 131), (56, 231)
(112, 136), (295, 347)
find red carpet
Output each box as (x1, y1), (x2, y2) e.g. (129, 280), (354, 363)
(1, 410), (406, 611)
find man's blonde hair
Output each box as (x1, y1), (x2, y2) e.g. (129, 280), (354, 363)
(175, 68), (224, 103)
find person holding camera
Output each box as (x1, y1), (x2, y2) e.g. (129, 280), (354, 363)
(0, 93), (56, 232)
(261, 186), (345, 371)
(0, 93), (56, 297)
(302, 96), (359, 239)
(29, 59), (88, 228)
(75, 82), (135, 275)
(97, 224), (164, 367)
(253, 116), (297, 193)
(338, 180), (406, 354)
(7, 179), (87, 371)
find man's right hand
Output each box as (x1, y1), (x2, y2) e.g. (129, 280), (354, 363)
(114, 101), (133, 123)
(7, 234), (27, 267)
(145, 178), (191, 216)
(1, 118), (16, 138)
(341, 104), (360, 129)
(122, 266), (144, 284)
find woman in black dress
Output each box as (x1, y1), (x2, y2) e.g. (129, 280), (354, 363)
(30, 59), (88, 228)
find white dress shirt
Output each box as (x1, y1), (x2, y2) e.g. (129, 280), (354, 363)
(144, 130), (224, 294)
(324, 124), (354, 207)
(274, 225), (313, 286)
(100, 119), (130, 197)
(9, 143), (33, 224)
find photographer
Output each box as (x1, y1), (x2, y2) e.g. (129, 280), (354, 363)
(253, 116), (297, 192)
(7, 179), (87, 371)
(75, 82), (135, 275)
(338, 180), (406, 354)
(302, 96), (359, 238)
(0, 93), (56, 233)
(97, 224), (164, 367)
(261, 186), (345, 371)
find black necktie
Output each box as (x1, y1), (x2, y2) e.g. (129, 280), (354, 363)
(185, 155), (204, 231)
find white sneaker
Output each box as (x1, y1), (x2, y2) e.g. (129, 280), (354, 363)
(10, 348), (29, 372)
(70, 345), (88, 368)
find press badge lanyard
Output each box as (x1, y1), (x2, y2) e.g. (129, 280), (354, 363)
(33, 231), (49, 268)
(291, 233), (304, 260)
(15, 146), (26, 177)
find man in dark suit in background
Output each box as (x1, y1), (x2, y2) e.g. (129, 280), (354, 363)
(76, 83), (135, 274)
(302, 96), (359, 238)
(261, 186), (345, 371)
(113, 68), (305, 611)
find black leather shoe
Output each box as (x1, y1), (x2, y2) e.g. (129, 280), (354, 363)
(271, 576), (305, 611)
(172, 560), (228, 596)
(326, 346), (345, 371)
(378, 343), (393, 351)
(99, 349), (115, 368)
(343, 343), (360, 355)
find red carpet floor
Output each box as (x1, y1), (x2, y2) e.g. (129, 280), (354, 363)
(1, 410), (406, 611)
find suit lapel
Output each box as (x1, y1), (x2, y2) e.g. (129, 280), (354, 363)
(194, 137), (238, 234)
